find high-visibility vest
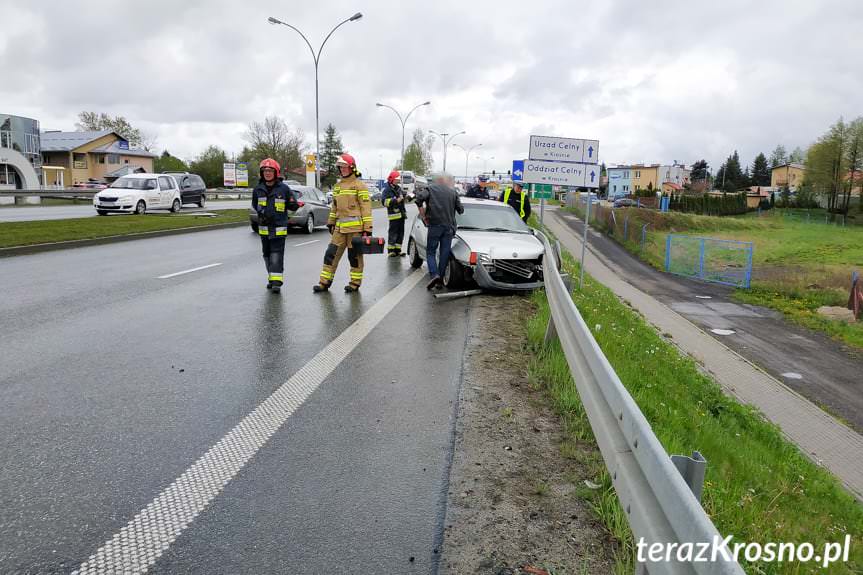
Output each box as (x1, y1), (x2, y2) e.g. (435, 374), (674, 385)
(503, 187), (525, 218)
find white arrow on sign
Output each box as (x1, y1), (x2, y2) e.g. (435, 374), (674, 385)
(514, 169), (523, 178)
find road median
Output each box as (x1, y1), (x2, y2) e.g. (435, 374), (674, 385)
(0, 210), (249, 257)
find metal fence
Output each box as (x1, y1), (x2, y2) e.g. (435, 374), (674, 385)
(539, 231), (743, 574)
(664, 235), (753, 288)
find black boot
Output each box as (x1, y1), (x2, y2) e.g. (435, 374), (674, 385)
(344, 283), (360, 293)
(271, 281), (282, 294)
(313, 283), (330, 293)
(266, 281), (273, 290)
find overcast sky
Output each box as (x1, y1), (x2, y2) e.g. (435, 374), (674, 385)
(3, 0), (862, 178)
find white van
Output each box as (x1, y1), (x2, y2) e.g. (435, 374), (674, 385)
(93, 174), (182, 215)
(398, 170), (416, 195)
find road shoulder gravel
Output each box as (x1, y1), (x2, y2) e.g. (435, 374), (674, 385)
(440, 294), (615, 575)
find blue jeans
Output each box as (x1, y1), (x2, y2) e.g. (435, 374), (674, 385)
(426, 224), (454, 278)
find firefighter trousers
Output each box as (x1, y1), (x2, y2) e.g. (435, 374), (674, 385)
(319, 229), (364, 287)
(387, 217), (405, 254)
(260, 236), (286, 284)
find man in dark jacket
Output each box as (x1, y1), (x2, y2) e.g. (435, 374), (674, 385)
(382, 170), (407, 257)
(416, 173), (464, 290)
(252, 158), (299, 293)
(500, 181), (531, 223)
(466, 180), (489, 199)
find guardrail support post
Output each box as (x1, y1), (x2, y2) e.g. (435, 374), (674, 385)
(670, 450), (707, 502)
(544, 273), (572, 345)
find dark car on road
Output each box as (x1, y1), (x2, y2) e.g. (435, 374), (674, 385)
(613, 198), (639, 208)
(166, 172), (207, 207)
(249, 184), (330, 234)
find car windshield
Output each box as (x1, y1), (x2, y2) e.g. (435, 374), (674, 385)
(400, 174), (414, 184)
(457, 203), (530, 233)
(109, 178), (156, 190)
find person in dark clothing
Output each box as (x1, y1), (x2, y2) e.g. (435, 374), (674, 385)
(466, 181), (489, 199)
(252, 158), (299, 293)
(500, 181), (531, 223)
(415, 173), (464, 290)
(381, 170), (408, 257)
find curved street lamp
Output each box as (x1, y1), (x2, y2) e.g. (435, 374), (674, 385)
(375, 101), (431, 170)
(429, 130), (465, 173)
(268, 12), (363, 187)
(451, 142), (482, 181)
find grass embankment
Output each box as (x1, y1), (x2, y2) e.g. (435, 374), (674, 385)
(523, 244), (863, 573)
(564, 204), (863, 351)
(0, 210), (248, 248)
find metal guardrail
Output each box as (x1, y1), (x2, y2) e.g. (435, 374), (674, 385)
(538, 230), (744, 574)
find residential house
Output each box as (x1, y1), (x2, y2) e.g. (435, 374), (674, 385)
(770, 163), (805, 191)
(607, 166), (632, 196)
(40, 130), (156, 187)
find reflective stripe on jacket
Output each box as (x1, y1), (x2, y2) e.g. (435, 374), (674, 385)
(382, 182), (407, 221)
(327, 175), (373, 233)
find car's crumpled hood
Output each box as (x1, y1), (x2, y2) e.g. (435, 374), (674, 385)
(454, 230), (544, 260)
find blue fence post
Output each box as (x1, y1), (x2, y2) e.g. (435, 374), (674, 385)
(745, 242), (754, 288)
(665, 235), (672, 272)
(699, 238), (706, 279)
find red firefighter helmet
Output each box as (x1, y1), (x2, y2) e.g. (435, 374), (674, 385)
(387, 170), (400, 184)
(335, 153), (361, 177)
(259, 158), (281, 178)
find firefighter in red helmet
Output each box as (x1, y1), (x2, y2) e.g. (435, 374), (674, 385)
(313, 153), (373, 293)
(382, 170), (407, 256)
(252, 158), (298, 293)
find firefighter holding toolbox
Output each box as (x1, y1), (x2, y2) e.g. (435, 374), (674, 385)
(314, 153), (375, 293)
(382, 170), (408, 256)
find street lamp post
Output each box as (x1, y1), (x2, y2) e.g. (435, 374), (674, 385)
(268, 12), (363, 188)
(375, 101), (431, 170)
(429, 130), (465, 173)
(451, 143), (482, 181)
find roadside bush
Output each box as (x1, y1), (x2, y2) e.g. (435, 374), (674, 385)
(668, 192), (748, 216)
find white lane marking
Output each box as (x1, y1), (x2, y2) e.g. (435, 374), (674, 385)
(72, 269), (425, 575)
(695, 295), (712, 300)
(782, 372), (803, 380)
(710, 328), (736, 336)
(157, 263), (222, 279)
(292, 239), (321, 247)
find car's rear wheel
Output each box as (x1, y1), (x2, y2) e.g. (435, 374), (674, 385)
(171, 199), (181, 213)
(305, 214), (315, 234)
(197, 194), (206, 208)
(96, 210), (108, 216)
(443, 258), (465, 289)
(408, 238), (423, 269)
(135, 200), (146, 215)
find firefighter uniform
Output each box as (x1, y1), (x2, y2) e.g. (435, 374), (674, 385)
(382, 172), (407, 256)
(252, 159), (298, 291)
(316, 169), (372, 291)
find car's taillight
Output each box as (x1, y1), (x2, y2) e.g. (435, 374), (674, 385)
(469, 252), (477, 265)
(296, 201), (305, 207)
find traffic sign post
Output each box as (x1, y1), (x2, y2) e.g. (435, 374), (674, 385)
(524, 134), (600, 288)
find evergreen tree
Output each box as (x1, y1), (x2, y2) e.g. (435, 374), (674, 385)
(320, 123), (344, 189)
(189, 146), (228, 188)
(154, 150), (189, 173)
(690, 159), (709, 181)
(751, 152), (771, 187)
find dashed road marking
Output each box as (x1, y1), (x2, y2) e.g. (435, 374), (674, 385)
(72, 269), (425, 575)
(782, 372), (803, 380)
(157, 263), (222, 279)
(710, 328), (736, 336)
(292, 239), (321, 247)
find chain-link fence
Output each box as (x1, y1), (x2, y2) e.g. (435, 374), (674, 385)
(664, 234), (753, 288)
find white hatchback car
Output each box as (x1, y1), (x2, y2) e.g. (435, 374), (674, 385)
(93, 174), (182, 215)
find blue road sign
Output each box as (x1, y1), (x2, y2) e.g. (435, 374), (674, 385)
(512, 160), (524, 181)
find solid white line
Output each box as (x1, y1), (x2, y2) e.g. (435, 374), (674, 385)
(72, 269), (425, 575)
(157, 263), (222, 279)
(292, 239), (321, 247)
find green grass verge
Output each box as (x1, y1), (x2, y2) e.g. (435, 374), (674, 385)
(524, 223), (862, 573)
(563, 204), (863, 351)
(0, 210), (249, 248)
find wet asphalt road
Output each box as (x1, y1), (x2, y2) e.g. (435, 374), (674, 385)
(0, 207), (472, 573)
(0, 200), (250, 222)
(556, 211), (863, 434)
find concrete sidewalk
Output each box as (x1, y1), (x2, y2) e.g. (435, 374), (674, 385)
(546, 212), (863, 501)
